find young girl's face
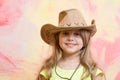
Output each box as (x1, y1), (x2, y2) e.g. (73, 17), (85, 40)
(59, 30), (83, 55)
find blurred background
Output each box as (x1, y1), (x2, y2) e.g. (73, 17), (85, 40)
(0, 0), (120, 80)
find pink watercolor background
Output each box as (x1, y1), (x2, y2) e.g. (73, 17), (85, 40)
(0, 0), (120, 80)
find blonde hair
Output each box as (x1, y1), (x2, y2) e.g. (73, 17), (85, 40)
(39, 30), (105, 80)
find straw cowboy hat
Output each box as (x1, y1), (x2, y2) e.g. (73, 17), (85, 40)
(40, 9), (97, 45)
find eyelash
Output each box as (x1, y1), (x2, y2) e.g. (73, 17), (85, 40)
(63, 32), (69, 35)
(62, 32), (80, 36)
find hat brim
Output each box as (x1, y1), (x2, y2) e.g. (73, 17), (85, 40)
(41, 23), (96, 45)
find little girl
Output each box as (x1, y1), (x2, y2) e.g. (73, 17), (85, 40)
(38, 9), (106, 80)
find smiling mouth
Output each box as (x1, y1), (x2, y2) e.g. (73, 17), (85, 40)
(65, 43), (76, 47)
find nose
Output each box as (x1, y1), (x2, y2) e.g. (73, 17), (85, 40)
(67, 34), (74, 41)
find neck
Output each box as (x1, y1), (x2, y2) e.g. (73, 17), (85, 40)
(58, 52), (81, 70)
(62, 53), (80, 62)
(62, 50), (81, 62)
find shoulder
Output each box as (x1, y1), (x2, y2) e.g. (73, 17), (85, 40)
(96, 68), (104, 75)
(95, 68), (106, 80)
(40, 69), (49, 80)
(82, 67), (106, 80)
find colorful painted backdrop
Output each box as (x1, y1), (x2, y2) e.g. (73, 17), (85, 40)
(0, 0), (120, 80)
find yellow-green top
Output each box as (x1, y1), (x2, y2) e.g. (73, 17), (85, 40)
(40, 66), (104, 80)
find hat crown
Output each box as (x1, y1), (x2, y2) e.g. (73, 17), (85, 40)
(58, 9), (87, 27)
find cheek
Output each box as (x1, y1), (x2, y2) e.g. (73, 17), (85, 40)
(78, 39), (83, 49)
(59, 36), (66, 49)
